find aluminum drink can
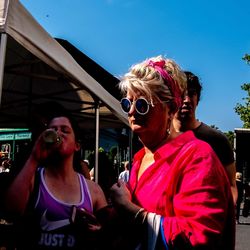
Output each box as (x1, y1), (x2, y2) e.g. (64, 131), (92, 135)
(43, 130), (61, 145)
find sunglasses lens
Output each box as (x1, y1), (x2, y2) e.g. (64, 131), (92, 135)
(136, 98), (149, 114)
(121, 98), (131, 113)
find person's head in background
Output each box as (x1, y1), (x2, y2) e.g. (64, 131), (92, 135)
(74, 159), (91, 179)
(177, 71), (202, 123)
(39, 103), (82, 167)
(119, 55), (186, 144)
(124, 161), (129, 171)
(120, 161), (129, 173)
(236, 172), (242, 182)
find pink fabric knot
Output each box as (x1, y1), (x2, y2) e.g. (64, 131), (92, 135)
(147, 60), (166, 69)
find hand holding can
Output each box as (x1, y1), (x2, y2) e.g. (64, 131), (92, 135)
(30, 129), (61, 164)
(42, 129), (61, 145)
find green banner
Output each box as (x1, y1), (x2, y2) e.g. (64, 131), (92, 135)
(0, 132), (31, 141)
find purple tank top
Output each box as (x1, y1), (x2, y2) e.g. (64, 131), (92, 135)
(33, 168), (93, 249)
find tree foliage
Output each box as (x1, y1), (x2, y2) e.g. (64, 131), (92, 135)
(234, 54), (250, 128)
(224, 131), (235, 150)
(210, 124), (219, 130)
(242, 53), (250, 64)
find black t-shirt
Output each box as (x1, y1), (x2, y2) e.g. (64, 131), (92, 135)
(193, 123), (234, 166)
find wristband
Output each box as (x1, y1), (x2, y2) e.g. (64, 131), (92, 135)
(134, 207), (148, 224)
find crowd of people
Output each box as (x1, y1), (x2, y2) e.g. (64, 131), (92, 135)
(0, 54), (246, 250)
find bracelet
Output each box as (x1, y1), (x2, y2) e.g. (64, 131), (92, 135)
(134, 207), (148, 225)
(134, 208), (145, 220)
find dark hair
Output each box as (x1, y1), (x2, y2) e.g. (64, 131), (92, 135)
(184, 71), (202, 103)
(47, 105), (81, 141)
(34, 101), (81, 141)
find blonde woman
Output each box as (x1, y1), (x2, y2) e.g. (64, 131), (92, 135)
(110, 55), (235, 250)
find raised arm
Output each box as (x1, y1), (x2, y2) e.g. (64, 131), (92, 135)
(4, 130), (56, 216)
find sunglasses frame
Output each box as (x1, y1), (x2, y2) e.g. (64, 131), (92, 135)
(120, 97), (152, 115)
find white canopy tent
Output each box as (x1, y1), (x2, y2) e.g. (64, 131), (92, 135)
(0, 0), (129, 181)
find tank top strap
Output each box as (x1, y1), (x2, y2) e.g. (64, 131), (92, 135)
(78, 173), (93, 213)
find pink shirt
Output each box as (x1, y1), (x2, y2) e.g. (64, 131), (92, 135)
(128, 131), (235, 250)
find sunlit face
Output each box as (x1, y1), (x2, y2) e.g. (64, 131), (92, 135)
(48, 117), (79, 156)
(126, 91), (170, 136)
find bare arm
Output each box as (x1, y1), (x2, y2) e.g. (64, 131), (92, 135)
(4, 155), (38, 216)
(4, 131), (56, 216)
(225, 161), (238, 205)
(86, 179), (108, 212)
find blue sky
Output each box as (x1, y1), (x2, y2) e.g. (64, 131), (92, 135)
(20, 0), (250, 132)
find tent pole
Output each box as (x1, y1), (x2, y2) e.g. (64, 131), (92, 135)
(94, 101), (100, 183)
(0, 33), (8, 106)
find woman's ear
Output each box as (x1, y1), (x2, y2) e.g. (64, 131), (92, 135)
(75, 141), (81, 152)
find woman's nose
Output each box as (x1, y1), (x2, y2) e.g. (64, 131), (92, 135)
(128, 102), (136, 115)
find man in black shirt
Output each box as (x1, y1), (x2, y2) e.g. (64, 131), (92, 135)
(173, 71), (237, 204)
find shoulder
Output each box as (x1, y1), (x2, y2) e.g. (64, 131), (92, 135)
(194, 123), (229, 141)
(85, 179), (108, 211)
(193, 123), (234, 165)
(175, 130), (214, 153)
(179, 131), (222, 163)
(193, 123), (233, 151)
(85, 178), (103, 195)
(118, 171), (124, 178)
(177, 132), (226, 175)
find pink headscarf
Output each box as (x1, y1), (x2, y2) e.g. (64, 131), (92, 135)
(147, 60), (182, 108)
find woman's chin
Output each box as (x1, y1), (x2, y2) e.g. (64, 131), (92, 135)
(131, 124), (145, 133)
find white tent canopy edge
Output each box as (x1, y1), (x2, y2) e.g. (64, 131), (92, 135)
(0, 0), (129, 182)
(0, 0), (127, 125)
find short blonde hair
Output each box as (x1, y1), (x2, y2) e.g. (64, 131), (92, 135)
(119, 55), (186, 112)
